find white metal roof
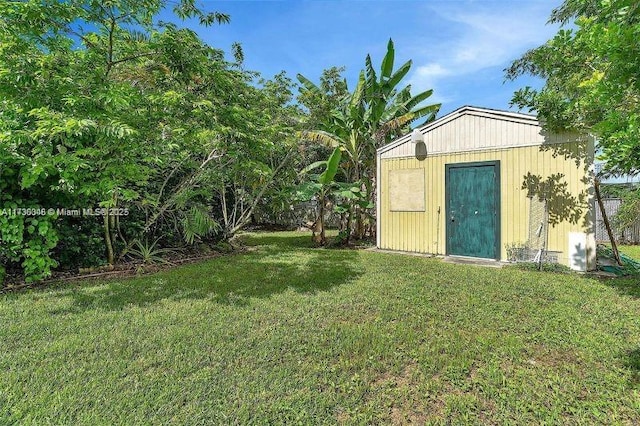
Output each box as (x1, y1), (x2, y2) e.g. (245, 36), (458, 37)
(377, 105), (543, 158)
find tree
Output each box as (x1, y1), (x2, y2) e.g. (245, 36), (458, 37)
(297, 39), (439, 240)
(0, 0), (233, 279)
(296, 147), (343, 245)
(506, 0), (640, 176)
(0, 0), (301, 281)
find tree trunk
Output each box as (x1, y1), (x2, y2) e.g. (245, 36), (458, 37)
(319, 192), (326, 245)
(594, 177), (623, 266)
(345, 207), (352, 245)
(104, 213), (114, 265)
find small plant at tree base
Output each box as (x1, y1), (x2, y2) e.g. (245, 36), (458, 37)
(126, 239), (177, 266)
(327, 230), (350, 248)
(213, 241), (234, 253)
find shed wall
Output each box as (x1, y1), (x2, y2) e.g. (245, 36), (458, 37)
(378, 142), (595, 269)
(380, 113), (576, 159)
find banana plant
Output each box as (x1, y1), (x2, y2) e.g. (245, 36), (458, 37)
(297, 39), (441, 239)
(295, 147), (343, 245)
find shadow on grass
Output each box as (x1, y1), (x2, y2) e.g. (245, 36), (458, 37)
(625, 348), (640, 388)
(601, 276), (640, 299)
(47, 232), (362, 313)
(239, 232), (316, 249)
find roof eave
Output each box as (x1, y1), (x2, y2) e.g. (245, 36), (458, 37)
(377, 105), (539, 156)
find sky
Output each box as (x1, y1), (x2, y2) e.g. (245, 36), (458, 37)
(176, 0), (563, 116)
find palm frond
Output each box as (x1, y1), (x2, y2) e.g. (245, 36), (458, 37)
(405, 89), (435, 111)
(385, 60), (412, 91)
(410, 103), (441, 121)
(296, 73), (324, 98)
(182, 205), (220, 244)
(299, 130), (346, 149)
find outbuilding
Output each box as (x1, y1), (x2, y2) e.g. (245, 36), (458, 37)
(376, 106), (596, 271)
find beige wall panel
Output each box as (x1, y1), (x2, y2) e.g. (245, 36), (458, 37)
(380, 112), (585, 160)
(379, 142), (594, 267)
(389, 168), (426, 212)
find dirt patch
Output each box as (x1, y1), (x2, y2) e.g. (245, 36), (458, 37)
(336, 408), (350, 425)
(369, 361), (431, 425)
(526, 344), (583, 369)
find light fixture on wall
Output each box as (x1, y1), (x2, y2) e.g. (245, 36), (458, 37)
(412, 128), (427, 160)
(411, 129), (424, 144)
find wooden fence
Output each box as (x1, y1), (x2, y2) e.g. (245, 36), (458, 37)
(595, 198), (640, 244)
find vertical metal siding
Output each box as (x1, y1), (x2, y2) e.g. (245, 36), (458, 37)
(379, 143), (593, 267)
(381, 113), (575, 159)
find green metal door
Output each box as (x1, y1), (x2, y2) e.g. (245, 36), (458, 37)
(446, 161), (500, 259)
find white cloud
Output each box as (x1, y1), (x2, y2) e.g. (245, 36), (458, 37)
(407, 1), (562, 106)
(412, 62), (451, 85)
(408, 62), (452, 102)
(414, 62), (450, 78)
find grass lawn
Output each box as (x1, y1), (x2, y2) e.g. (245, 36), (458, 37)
(2, 232), (640, 424)
(620, 245), (640, 261)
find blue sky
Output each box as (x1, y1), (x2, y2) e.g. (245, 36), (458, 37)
(184, 0), (562, 116)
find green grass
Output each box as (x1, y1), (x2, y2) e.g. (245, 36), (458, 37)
(2, 232), (640, 424)
(620, 245), (640, 261)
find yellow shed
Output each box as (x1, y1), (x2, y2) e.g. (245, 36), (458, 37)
(376, 106), (596, 271)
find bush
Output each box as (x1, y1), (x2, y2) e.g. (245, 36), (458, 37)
(53, 217), (106, 270)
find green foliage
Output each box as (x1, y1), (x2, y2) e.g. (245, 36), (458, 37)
(0, 0), (301, 281)
(54, 217), (107, 270)
(127, 238), (176, 265)
(0, 209), (59, 283)
(297, 39), (439, 239)
(507, 261), (574, 274)
(507, 0), (640, 176)
(604, 184), (640, 231)
(327, 229), (350, 247)
(213, 241), (234, 253)
(181, 206), (220, 245)
(318, 146), (342, 185)
(295, 147), (345, 245)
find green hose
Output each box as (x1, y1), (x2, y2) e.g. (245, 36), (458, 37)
(597, 244), (640, 276)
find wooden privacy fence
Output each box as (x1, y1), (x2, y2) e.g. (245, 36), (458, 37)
(596, 198), (640, 244)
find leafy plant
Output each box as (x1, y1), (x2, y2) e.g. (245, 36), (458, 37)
(181, 205), (220, 245)
(298, 39), (440, 240)
(54, 217), (107, 270)
(296, 147), (343, 245)
(507, 0), (640, 176)
(0, 0), (302, 281)
(126, 238), (177, 266)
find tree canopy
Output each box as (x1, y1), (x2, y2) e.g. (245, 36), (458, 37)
(0, 0), (300, 281)
(506, 0), (640, 176)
